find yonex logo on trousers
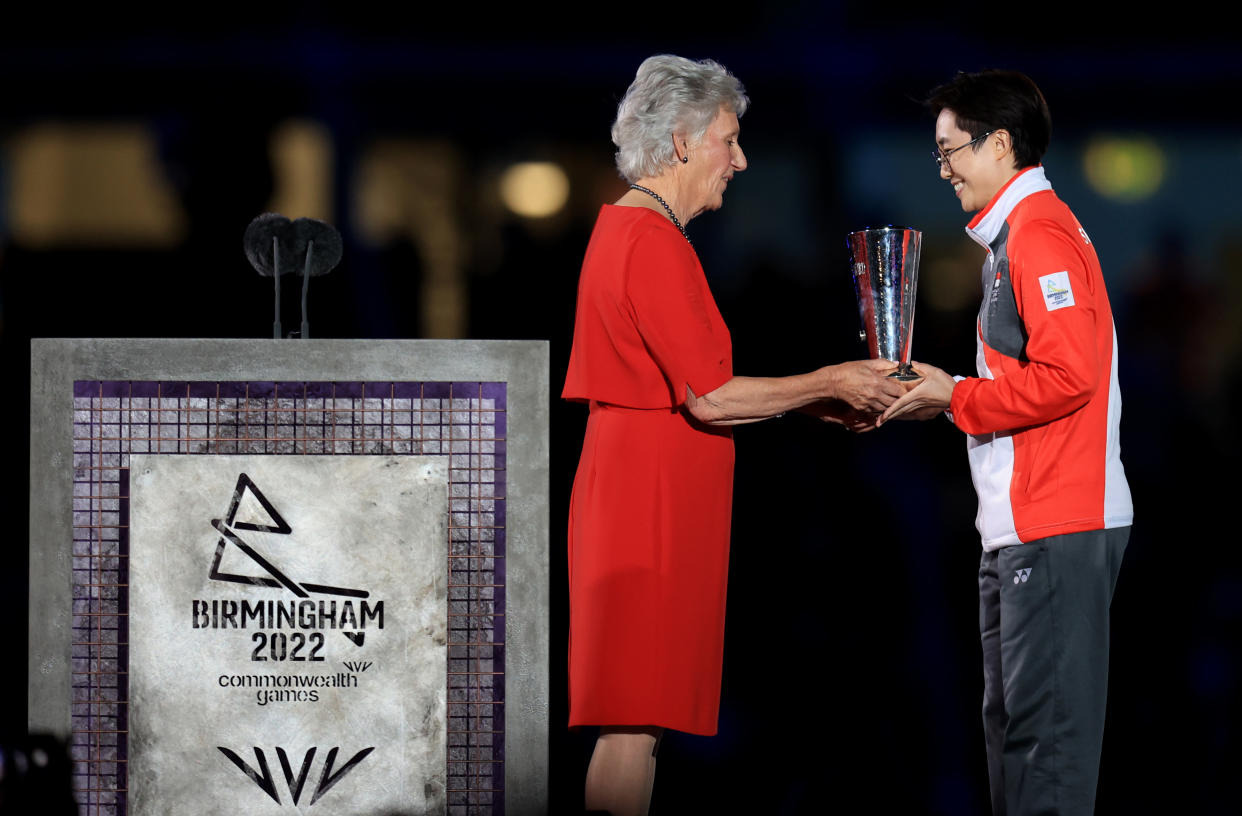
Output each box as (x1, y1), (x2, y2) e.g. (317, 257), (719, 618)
(1014, 568), (1032, 584)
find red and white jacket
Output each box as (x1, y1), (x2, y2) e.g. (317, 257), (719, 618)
(949, 166), (1133, 550)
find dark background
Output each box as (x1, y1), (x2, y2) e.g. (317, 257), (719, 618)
(3, 5), (1239, 813)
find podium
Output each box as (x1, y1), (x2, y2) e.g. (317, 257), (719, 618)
(29, 339), (549, 815)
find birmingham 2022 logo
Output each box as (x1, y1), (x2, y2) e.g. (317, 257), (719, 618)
(199, 473), (382, 806)
(194, 473), (383, 665)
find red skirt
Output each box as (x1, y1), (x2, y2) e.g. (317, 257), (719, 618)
(567, 401), (734, 735)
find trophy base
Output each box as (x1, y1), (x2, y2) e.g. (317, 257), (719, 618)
(887, 363), (921, 381)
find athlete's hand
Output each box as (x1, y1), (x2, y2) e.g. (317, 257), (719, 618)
(877, 362), (955, 425)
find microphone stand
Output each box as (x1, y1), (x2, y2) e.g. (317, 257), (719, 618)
(273, 236), (282, 339)
(301, 240), (314, 339)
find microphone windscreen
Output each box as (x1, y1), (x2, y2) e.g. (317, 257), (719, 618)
(291, 218), (343, 276)
(244, 213), (294, 276)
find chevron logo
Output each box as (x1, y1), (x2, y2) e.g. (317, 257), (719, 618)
(218, 745), (375, 806)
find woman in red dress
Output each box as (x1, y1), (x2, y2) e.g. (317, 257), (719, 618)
(563, 55), (907, 815)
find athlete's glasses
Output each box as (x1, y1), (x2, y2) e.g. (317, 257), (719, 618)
(934, 130), (997, 170)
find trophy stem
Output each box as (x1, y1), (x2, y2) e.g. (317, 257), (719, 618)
(888, 362), (920, 381)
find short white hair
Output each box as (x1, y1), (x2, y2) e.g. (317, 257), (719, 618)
(611, 55), (749, 183)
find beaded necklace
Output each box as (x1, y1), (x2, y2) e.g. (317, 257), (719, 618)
(628, 184), (690, 245)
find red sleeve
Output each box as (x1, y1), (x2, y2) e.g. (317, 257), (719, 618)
(950, 221), (1101, 434)
(625, 226), (732, 406)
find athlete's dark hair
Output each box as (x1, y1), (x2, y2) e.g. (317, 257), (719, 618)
(925, 70), (1052, 169)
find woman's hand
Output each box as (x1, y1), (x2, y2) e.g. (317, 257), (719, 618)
(829, 359), (911, 413)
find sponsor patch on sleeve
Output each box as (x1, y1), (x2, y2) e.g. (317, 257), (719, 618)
(1039, 271), (1076, 311)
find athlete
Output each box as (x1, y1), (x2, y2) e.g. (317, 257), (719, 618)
(879, 70), (1133, 815)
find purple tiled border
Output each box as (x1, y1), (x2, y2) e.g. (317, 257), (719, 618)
(71, 381), (506, 815)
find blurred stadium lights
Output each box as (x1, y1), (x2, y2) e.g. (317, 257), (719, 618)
(7, 123), (186, 247)
(352, 139), (469, 338)
(268, 119), (334, 222)
(498, 161), (570, 218)
(1082, 136), (1166, 202)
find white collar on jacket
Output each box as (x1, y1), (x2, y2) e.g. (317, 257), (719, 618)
(965, 165), (1053, 250)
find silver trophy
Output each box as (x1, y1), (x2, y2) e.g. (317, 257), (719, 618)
(846, 226), (922, 380)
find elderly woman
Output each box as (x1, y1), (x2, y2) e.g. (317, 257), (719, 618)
(562, 55), (905, 815)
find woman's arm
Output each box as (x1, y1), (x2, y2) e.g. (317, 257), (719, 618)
(684, 359), (907, 425)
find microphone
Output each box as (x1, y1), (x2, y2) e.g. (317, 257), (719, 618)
(244, 213), (295, 339)
(244, 214), (341, 339)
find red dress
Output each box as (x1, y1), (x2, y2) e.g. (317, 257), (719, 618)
(562, 204), (735, 735)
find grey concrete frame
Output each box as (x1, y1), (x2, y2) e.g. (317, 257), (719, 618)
(29, 338), (550, 815)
